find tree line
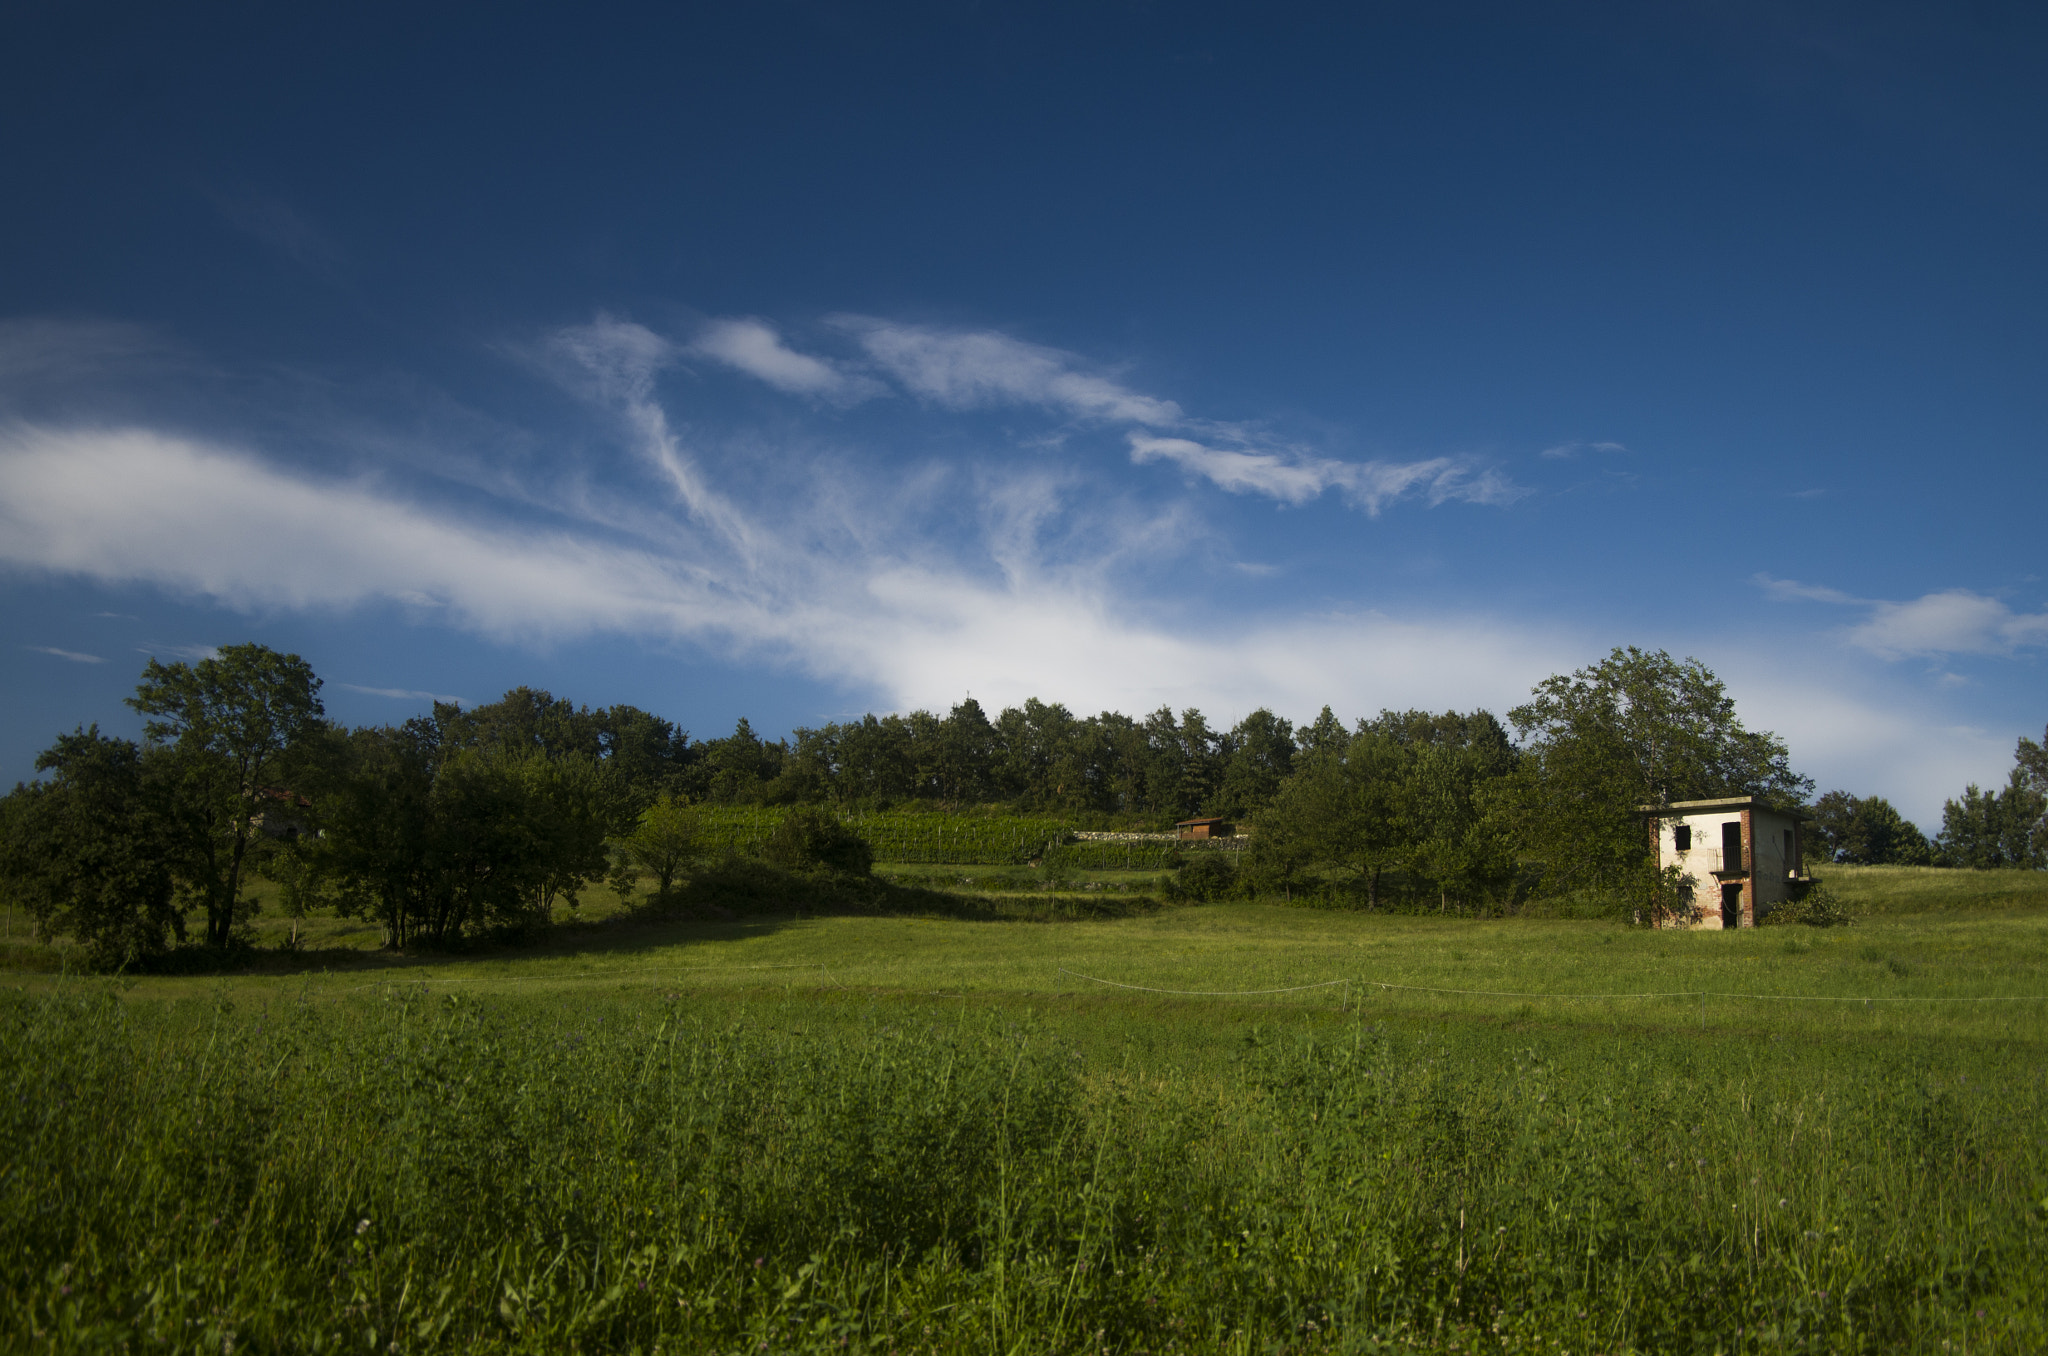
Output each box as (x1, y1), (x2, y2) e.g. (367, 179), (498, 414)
(3, 642), (2042, 967)
(1802, 734), (2047, 871)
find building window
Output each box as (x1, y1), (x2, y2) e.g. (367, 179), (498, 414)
(1722, 820), (1744, 868)
(1674, 824), (1692, 851)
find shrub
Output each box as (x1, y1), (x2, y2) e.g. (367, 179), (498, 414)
(762, 807), (873, 876)
(1759, 880), (1855, 927)
(1165, 850), (1240, 902)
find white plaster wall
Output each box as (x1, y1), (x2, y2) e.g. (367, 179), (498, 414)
(1654, 809), (1804, 929)
(1657, 813), (1742, 929)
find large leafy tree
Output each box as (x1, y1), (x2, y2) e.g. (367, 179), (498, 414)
(688, 717), (784, 803)
(1808, 790), (1933, 865)
(1217, 708), (1297, 817)
(126, 644), (325, 948)
(316, 726), (622, 948)
(0, 728), (181, 968)
(2019, 726), (2048, 798)
(1936, 771), (2046, 869)
(1370, 710), (1522, 912)
(1507, 647), (1810, 900)
(834, 713), (919, 804)
(1252, 728), (1413, 908)
(316, 720), (439, 949)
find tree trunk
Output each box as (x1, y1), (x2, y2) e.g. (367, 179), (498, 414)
(217, 816), (252, 948)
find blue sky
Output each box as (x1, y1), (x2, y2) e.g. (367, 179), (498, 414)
(2, 1), (2043, 827)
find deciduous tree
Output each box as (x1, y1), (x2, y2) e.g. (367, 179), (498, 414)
(126, 644), (325, 948)
(0, 728), (181, 967)
(619, 793), (703, 899)
(1507, 647), (1810, 902)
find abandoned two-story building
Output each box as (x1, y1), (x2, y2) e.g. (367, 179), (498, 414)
(1641, 797), (1810, 929)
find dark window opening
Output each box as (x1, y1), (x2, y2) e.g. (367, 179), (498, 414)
(1721, 821), (1744, 869)
(1673, 824), (1692, 851)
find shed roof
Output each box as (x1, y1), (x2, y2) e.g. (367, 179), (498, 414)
(1636, 797), (1810, 819)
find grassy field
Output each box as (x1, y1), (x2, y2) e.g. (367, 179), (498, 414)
(4, 869), (2047, 1352)
(1818, 864), (2048, 915)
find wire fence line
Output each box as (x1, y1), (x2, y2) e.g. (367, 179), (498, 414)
(1056, 969), (1353, 996)
(1056, 968), (2048, 1003)
(34, 960), (2046, 1008)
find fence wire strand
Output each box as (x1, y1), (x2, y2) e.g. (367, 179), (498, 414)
(1057, 968), (2048, 1002)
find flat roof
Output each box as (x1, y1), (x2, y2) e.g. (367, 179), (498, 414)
(1637, 797), (1810, 818)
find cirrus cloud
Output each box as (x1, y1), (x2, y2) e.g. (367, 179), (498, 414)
(833, 315), (1186, 425)
(688, 318), (885, 404)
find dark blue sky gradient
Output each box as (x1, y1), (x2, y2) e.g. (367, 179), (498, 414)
(2, 2), (2043, 821)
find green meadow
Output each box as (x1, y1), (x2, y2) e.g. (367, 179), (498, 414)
(5, 868), (2048, 1353)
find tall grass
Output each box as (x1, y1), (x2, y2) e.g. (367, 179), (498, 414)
(5, 981), (2042, 1352)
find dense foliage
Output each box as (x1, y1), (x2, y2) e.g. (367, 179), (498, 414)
(1507, 647), (1812, 900)
(1806, 792), (1933, 866)
(0, 729), (179, 968)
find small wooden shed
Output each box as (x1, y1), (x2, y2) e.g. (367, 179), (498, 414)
(1175, 817), (1234, 840)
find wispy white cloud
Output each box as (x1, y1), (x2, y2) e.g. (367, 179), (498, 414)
(1126, 435), (1333, 504)
(1848, 590), (2048, 659)
(138, 643), (222, 662)
(1756, 574), (2048, 658)
(555, 320), (776, 568)
(1754, 573), (1863, 605)
(1129, 435), (1525, 514)
(23, 645), (103, 663)
(0, 420), (1562, 724)
(833, 316), (1186, 425)
(689, 318), (884, 404)
(550, 315), (674, 404)
(1539, 439), (1627, 460)
(339, 682), (468, 706)
(0, 427), (719, 641)
(822, 315), (1522, 513)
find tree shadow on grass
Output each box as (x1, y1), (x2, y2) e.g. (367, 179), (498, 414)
(26, 859), (1168, 981)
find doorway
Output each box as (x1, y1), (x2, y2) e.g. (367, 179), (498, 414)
(1721, 820), (1744, 871)
(1720, 883), (1743, 929)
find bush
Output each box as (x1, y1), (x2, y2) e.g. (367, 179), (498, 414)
(1164, 851), (1240, 902)
(1759, 880), (1855, 927)
(761, 807), (873, 876)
